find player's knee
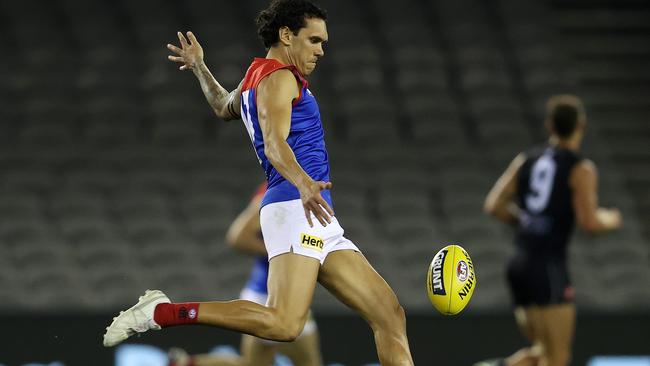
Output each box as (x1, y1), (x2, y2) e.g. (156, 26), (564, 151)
(265, 311), (305, 342)
(272, 320), (304, 342)
(281, 320), (305, 341)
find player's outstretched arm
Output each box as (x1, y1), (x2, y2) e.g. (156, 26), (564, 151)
(257, 69), (333, 227)
(167, 31), (242, 121)
(484, 153), (525, 224)
(571, 160), (622, 233)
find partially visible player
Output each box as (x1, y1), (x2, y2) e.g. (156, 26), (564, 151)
(480, 95), (622, 366)
(168, 183), (322, 366)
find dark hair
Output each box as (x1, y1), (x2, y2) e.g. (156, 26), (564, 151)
(256, 0), (327, 49)
(546, 95), (585, 139)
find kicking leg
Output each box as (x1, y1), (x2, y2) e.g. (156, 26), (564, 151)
(317, 250), (413, 366)
(197, 253), (320, 341)
(176, 315), (321, 366)
(104, 253), (320, 346)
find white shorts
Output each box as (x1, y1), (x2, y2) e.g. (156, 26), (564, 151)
(240, 287), (317, 339)
(260, 199), (360, 264)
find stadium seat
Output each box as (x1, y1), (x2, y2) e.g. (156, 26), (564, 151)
(0, 193), (43, 221)
(1, 166), (56, 194)
(0, 0), (647, 315)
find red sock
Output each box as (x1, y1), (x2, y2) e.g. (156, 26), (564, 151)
(153, 302), (200, 327)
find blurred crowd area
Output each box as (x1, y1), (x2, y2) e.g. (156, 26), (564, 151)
(0, 0), (648, 312)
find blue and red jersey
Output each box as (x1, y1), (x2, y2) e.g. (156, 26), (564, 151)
(239, 58), (332, 209)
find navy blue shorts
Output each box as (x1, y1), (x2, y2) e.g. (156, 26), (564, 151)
(506, 253), (574, 306)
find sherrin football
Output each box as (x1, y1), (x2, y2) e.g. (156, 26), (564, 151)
(426, 244), (476, 315)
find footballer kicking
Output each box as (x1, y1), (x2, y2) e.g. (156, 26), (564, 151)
(102, 1), (414, 365)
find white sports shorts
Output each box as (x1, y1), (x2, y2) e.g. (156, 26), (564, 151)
(260, 199), (359, 264)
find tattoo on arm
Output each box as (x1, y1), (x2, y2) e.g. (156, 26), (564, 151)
(227, 99), (238, 118)
(194, 63), (239, 120)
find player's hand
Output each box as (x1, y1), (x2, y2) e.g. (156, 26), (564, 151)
(167, 31), (204, 71)
(598, 207), (622, 230)
(299, 180), (334, 227)
(605, 208), (623, 229)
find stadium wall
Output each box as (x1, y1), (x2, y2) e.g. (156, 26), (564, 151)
(1, 312), (648, 365)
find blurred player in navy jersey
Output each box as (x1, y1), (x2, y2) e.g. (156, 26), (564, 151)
(167, 183), (322, 366)
(480, 95), (622, 366)
(103, 1), (413, 364)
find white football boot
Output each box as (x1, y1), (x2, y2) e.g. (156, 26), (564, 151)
(103, 289), (170, 347)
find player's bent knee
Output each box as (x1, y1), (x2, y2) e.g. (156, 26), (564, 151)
(274, 319), (304, 342)
(263, 311), (306, 342)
